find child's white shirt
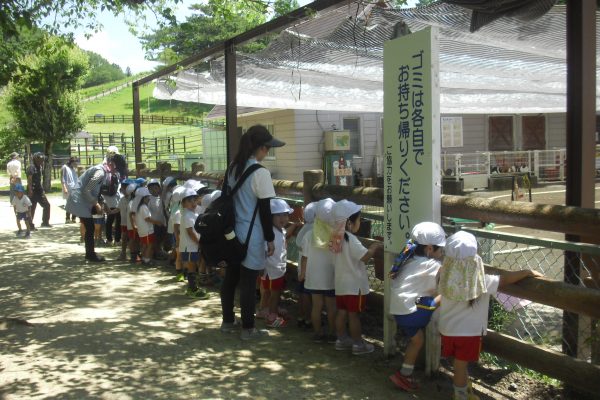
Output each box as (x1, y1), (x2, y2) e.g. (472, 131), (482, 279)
(295, 222), (313, 278)
(136, 203), (154, 237)
(302, 227), (336, 290)
(264, 227), (287, 280)
(179, 208), (198, 253)
(148, 195), (165, 225)
(126, 199), (135, 230)
(389, 256), (441, 315)
(438, 274), (500, 337)
(334, 231), (369, 295)
(11, 195), (32, 213)
(118, 196), (129, 226)
(170, 208), (181, 235)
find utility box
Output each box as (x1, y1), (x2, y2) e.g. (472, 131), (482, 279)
(324, 130), (351, 151)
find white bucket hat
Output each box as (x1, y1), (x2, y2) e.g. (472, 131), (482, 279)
(184, 179), (205, 191)
(170, 186), (186, 205)
(135, 187), (150, 198)
(410, 222), (446, 247)
(270, 198), (293, 215)
(182, 187), (198, 200)
(125, 183), (138, 196)
(315, 198), (336, 226)
(438, 231), (486, 302)
(332, 199), (362, 223)
(303, 202), (316, 224)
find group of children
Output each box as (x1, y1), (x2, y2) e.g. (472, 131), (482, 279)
(10, 169), (542, 400)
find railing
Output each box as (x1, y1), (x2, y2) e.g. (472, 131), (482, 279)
(442, 148), (600, 188)
(87, 114), (204, 126)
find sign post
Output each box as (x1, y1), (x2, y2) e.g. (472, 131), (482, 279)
(383, 27), (441, 374)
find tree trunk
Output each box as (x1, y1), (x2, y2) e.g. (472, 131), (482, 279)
(43, 140), (53, 192)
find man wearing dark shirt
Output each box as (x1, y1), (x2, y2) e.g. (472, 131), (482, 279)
(26, 152), (51, 228)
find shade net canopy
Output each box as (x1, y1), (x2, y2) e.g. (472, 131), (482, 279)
(153, 2), (600, 114)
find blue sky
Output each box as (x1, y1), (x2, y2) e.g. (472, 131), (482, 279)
(74, 0), (418, 74)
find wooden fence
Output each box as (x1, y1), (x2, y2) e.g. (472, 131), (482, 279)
(142, 167), (600, 395)
(87, 114), (204, 126)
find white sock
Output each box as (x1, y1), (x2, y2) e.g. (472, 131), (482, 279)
(400, 363), (414, 376)
(453, 385), (468, 400)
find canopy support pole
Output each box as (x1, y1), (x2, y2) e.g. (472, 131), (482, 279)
(563, 0), (597, 360)
(133, 83), (142, 167)
(225, 40), (239, 165)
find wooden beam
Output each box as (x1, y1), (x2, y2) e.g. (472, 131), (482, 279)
(132, 83), (142, 166)
(225, 41), (238, 165)
(312, 183), (384, 207)
(441, 195), (600, 238)
(134, 0), (352, 86)
(483, 330), (600, 396)
(486, 266), (600, 319)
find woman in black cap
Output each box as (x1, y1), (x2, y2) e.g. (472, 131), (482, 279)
(219, 125), (285, 340)
(66, 154), (128, 262)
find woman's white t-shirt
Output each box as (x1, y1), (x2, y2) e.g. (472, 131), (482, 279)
(334, 231), (369, 296)
(179, 208), (199, 253)
(389, 256), (442, 315)
(438, 274), (500, 337)
(264, 227), (287, 280)
(136, 203), (154, 237)
(302, 228), (336, 290)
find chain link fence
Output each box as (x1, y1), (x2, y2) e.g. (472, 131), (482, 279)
(457, 226), (600, 364)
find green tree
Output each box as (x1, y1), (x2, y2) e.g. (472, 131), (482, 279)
(83, 51), (126, 87)
(141, 0), (299, 63)
(0, 0), (179, 86)
(7, 36), (88, 191)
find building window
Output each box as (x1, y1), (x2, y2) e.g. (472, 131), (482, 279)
(441, 116), (463, 148)
(521, 115), (546, 150)
(488, 116), (514, 151)
(342, 117), (361, 156)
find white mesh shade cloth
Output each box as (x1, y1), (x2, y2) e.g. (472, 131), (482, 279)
(153, 3), (600, 114)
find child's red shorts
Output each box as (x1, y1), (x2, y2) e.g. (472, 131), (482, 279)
(336, 294), (367, 313)
(121, 226), (128, 234)
(261, 276), (285, 291)
(441, 335), (482, 362)
(127, 229), (139, 240)
(139, 233), (155, 245)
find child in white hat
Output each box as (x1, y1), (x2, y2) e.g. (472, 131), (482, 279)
(332, 199), (382, 355)
(388, 221), (446, 392)
(179, 189), (209, 299)
(135, 187), (164, 266)
(301, 199), (337, 342)
(258, 198), (294, 328)
(438, 231), (541, 400)
(126, 184), (141, 263)
(294, 201), (316, 329)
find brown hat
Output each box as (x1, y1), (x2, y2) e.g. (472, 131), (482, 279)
(9, 152), (19, 159)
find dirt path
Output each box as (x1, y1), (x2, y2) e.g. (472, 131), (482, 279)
(0, 194), (552, 400)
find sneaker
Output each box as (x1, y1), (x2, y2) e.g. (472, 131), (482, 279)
(240, 328), (269, 341)
(24, 232), (31, 239)
(141, 260), (155, 266)
(85, 254), (106, 263)
(352, 340), (375, 355)
(453, 393), (480, 400)
(256, 308), (270, 320)
(335, 337), (354, 351)
(176, 273), (185, 282)
(16, 229), (23, 236)
(220, 319), (241, 333)
(185, 287), (210, 300)
(389, 372), (419, 392)
(40, 223), (52, 228)
(266, 315), (287, 328)
(117, 252), (127, 261)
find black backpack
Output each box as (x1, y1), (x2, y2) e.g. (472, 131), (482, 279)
(195, 163), (263, 267)
(100, 173), (119, 197)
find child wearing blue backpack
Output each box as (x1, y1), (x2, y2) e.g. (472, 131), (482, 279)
(388, 222), (446, 392)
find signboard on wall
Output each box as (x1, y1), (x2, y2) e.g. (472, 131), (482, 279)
(383, 27), (441, 253)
